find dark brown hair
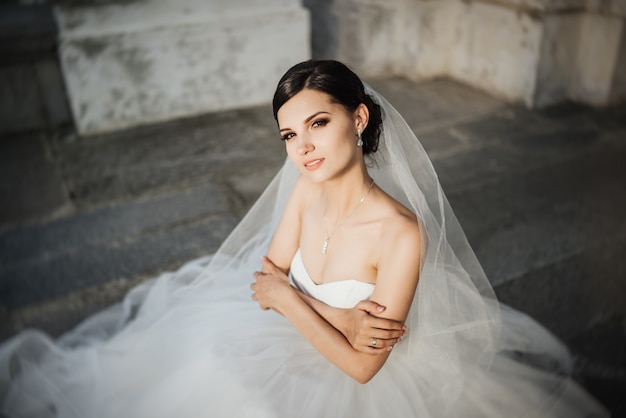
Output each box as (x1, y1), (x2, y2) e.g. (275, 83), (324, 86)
(272, 60), (382, 155)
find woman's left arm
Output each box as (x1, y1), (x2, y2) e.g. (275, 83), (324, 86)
(251, 217), (421, 383)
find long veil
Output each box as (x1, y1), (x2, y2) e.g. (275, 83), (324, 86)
(0, 85), (606, 417)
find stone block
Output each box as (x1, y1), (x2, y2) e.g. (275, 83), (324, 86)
(610, 25), (626, 104)
(332, 0), (402, 77)
(368, 77), (504, 136)
(303, 0), (338, 60)
(0, 190), (238, 310)
(401, 0), (457, 79)
(0, 183), (230, 264)
(0, 4), (57, 60)
(56, 0), (310, 135)
(488, 0), (585, 12)
(0, 134), (70, 227)
(0, 65), (46, 134)
(533, 13), (582, 107)
(36, 59), (72, 127)
(586, 0), (626, 17)
(449, 1), (543, 105)
(495, 238), (626, 339)
(573, 13), (624, 106)
(54, 104), (285, 208)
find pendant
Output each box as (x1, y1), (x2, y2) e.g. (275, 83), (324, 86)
(322, 239), (329, 255)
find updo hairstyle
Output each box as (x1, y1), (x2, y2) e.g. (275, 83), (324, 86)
(272, 60), (383, 155)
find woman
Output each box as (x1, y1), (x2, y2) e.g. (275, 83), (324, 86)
(251, 62), (420, 382)
(0, 60), (608, 417)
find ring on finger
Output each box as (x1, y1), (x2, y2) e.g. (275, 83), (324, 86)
(371, 338), (377, 346)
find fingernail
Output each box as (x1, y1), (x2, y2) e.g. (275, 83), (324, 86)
(387, 346), (393, 351)
(376, 306), (385, 312)
(402, 325), (407, 330)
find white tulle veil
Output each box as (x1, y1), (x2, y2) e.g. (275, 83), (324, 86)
(177, 82), (576, 401)
(183, 83), (572, 381)
(2, 82), (599, 418)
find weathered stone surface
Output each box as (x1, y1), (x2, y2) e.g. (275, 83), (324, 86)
(0, 133), (71, 228)
(573, 14), (625, 105)
(0, 183), (230, 264)
(0, 65), (46, 133)
(53, 105), (285, 209)
(0, 5), (71, 135)
(320, 0), (625, 107)
(0, 210), (237, 311)
(56, 0), (310, 134)
(368, 77), (505, 136)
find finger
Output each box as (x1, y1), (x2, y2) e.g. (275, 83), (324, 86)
(356, 300), (386, 314)
(359, 335), (399, 349)
(369, 328), (405, 340)
(354, 344), (394, 355)
(365, 315), (406, 331)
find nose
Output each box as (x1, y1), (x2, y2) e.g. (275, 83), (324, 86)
(296, 132), (314, 155)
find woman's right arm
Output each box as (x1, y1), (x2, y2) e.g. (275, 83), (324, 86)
(296, 292), (406, 354)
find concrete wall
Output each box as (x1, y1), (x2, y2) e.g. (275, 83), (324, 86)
(56, 0), (310, 135)
(308, 0), (626, 108)
(447, 1), (543, 106)
(572, 13), (624, 105)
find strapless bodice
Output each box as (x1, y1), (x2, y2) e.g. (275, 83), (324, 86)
(289, 249), (375, 309)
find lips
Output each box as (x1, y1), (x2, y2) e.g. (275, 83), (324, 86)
(304, 158), (324, 170)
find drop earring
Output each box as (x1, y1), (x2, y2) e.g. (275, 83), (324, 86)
(356, 129), (364, 147)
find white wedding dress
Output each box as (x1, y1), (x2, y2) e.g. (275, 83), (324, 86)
(0, 247), (606, 418)
(0, 87), (609, 417)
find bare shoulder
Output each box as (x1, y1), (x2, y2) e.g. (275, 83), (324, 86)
(376, 192), (421, 251)
(382, 212), (421, 253)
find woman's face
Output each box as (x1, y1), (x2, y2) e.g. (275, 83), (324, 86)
(277, 88), (365, 183)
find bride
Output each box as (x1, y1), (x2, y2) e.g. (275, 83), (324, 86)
(0, 60), (608, 417)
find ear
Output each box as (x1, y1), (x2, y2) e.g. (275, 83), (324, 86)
(354, 103), (369, 132)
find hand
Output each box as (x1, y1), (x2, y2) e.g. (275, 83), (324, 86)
(251, 256), (292, 313)
(340, 300), (407, 354)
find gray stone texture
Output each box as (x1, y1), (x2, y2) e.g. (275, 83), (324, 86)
(0, 5), (72, 135)
(0, 77), (624, 415)
(55, 0), (310, 134)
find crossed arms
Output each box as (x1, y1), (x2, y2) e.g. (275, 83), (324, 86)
(251, 177), (421, 383)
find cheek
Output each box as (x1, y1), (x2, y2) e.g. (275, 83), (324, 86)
(285, 142), (298, 163)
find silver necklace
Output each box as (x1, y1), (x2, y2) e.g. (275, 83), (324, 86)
(322, 179), (375, 255)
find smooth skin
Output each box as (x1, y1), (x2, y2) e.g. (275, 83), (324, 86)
(251, 88), (421, 383)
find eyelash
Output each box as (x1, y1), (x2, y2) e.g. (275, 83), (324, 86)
(312, 118), (329, 128)
(280, 119), (329, 141)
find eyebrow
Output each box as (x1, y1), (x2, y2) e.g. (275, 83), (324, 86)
(279, 111), (331, 133)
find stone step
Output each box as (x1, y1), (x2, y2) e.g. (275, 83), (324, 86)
(0, 77), (624, 414)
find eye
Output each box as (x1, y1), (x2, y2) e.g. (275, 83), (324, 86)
(281, 132), (295, 141)
(312, 118), (329, 128)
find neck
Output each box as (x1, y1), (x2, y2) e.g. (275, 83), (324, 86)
(322, 163), (373, 224)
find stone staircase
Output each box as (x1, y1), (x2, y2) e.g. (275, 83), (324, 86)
(1, 76), (625, 415)
(0, 4), (624, 416)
